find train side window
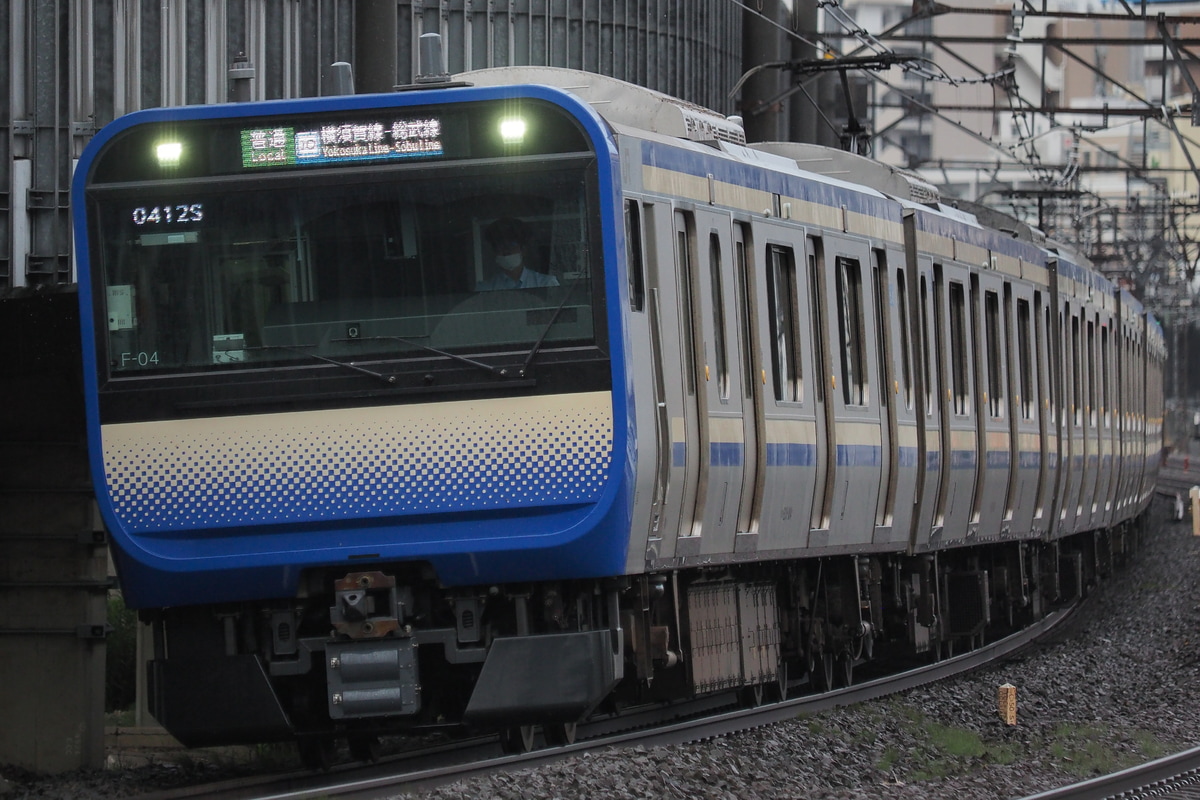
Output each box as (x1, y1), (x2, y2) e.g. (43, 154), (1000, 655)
(1016, 297), (1034, 420)
(896, 269), (913, 411)
(625, 200), (645, 312)
(984, 289), (1003, 418)
(709, 232), (730, 401)
(835, 256), (867, 406)
(766, 244), (801, 403)
(948, 280), (970, 416)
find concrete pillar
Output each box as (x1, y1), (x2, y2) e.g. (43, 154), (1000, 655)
(0, 289), (108, 773)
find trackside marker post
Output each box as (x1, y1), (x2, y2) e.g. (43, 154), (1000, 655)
(997, 683), (1017, 725)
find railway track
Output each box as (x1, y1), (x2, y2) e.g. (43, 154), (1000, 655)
(1018, 744), (1200, 799)
(126, 602), (1078, 800)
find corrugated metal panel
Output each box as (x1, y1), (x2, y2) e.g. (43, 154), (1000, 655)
(395, 0), (742, 116)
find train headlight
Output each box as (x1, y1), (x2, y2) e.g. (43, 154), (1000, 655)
(156, 142), (183, 167)
(499, 117), (526, 144)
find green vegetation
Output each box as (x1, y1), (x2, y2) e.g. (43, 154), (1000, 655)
(106, 592), (138, 713)
(873, 701), (1179, 785)
(1044, 722), (1176, 779)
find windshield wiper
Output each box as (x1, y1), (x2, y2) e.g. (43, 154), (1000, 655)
(339, 335), (513, 379)
(517, 281), (580, 377)
(244, 344), (397, 385)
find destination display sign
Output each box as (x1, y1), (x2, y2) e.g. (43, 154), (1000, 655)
(240, 117), (444, 169)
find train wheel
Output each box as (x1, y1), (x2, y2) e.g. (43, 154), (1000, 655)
(809, 651), (835, 692)
(543, 722), (577, 747)
(774, 663), (789, 701)
(499, 725), (536, 754)
(836, 652), (854, 688)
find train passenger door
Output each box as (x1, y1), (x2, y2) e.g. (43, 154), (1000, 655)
(1062, 303), (1083, 533)
(806, 236), (836, 536)
(1005, 284), (1042, 537)
(756, 231), (820, 553)
(732, 222), (764, 540)
(690, 208), (748, 556)
(1078, 314), (1098, 528)
(971, 271), (1011, 540)
(1030, 292), (1052, 535)
(623, 199), (674, 567)
(886, 258), (920, 546)
(934, 264), (978, 542)
(671, 209), (705, 548)
(639, 208), (703, 558)
(819, 237), (881, 547)
(871, 249), (899, 544)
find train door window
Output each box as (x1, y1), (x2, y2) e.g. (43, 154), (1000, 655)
(1044, 305), (1055, 425)
(1101, 324), (1111, 428)
(735, 229), (756, 401)
(675, 212), (698, 396)
(625, 200), (646, 312)
(948, 280), (970, 416)
(1087, 319), (1097, 427)
(709, 232), (730, 401)
(1016, 297), (1034, 420)
(766, 244), (801, 403)
(984, 289), (1003, 418)
(835, 256), (867, 406)
(872, 250), (892, 409)
(808, 244), (826, 406)
(896, 269), (913, 411)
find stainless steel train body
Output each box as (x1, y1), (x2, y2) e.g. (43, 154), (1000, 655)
(74, 66), (1164, 753)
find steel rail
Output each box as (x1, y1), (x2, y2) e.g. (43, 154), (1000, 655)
(1017, 745), (1200, 800)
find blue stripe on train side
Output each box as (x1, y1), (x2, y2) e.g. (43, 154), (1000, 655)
(766, 442), (817, 467)
(639, 139), (902, 224)
(836, 444), (881, 467)
(710, 441), (745, 467)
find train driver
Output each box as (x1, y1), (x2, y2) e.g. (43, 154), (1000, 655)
(476, 216), (560, 291)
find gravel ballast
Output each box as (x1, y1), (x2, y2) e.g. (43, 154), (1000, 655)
(3, 502), (1197, 799)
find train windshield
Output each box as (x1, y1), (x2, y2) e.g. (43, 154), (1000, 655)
(91, 159), (601, 377)
(81, 97), (609, 412)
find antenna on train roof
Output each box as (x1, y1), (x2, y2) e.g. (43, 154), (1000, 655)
(395, 33), (471, 92)
(324, 62), (355, 96)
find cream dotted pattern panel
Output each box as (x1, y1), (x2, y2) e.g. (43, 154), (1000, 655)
(102, 392), (614, 532)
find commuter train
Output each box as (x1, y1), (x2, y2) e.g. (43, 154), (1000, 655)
(73, 65), (1164, 759)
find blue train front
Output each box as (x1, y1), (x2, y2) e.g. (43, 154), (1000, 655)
(74, 81), (634, 750)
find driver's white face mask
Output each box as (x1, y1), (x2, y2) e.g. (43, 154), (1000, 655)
(496, 253), (523, 270)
